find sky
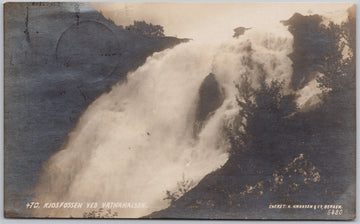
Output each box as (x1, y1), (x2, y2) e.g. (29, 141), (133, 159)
(90, 2), (353, 41)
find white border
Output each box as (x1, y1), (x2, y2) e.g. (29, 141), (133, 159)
(0, 0), (358, 223)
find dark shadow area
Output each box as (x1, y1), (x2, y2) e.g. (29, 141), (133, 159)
(4, 2), (188, 217)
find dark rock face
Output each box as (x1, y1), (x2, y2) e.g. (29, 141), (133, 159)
(282, 13), (326, 90)
(193, 73), (224, 136)
(4, 2), (187, 216)
(233, 27), (251, 38)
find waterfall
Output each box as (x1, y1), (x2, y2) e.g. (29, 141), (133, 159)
(33, 28), (295, 218)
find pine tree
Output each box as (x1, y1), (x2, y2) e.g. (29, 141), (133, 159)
(228, 65), (298, 173)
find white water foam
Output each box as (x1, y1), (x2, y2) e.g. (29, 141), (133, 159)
(33, 28), (301, 218)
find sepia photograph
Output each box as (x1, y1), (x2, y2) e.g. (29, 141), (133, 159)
(3, 2), (356, 220)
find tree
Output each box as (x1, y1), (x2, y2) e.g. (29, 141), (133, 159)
(125, 21), (165, 37)
(227, 65), (298, 173)
(298, 9), (356, 205)
(226, 71), (255, 157)
(316, 22), (348, 93)
(316, 7), (355, 101)
(163, 174), (195, 204)
(315, 11), (356, 130)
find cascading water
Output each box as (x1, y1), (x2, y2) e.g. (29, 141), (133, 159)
(33, 27), (299, 218)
